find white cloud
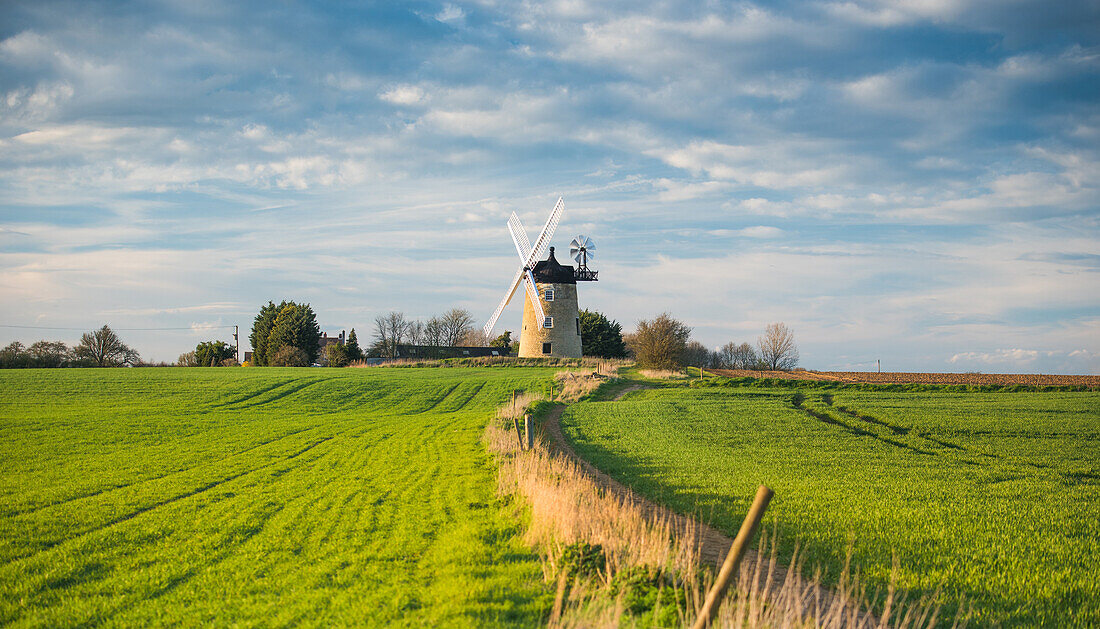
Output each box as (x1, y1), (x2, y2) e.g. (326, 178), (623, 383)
(655, 179), (733, 201)
(380, 84), (426, 106)
(948, 348), (1040, 365)
(189, 321), (223, 335)
(737, 226), (784, 238)
(2, 81), (73, 120)
(650, 140), (847, 189)
(0, 30), (53, 61)
(13, 124), (146, 148)
(436, 4), (466, 23)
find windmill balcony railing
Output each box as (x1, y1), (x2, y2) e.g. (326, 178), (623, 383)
(574, 268), (599, 281)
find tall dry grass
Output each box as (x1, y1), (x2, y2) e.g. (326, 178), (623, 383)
(637, 368), (689, 380)
(484, 401), (956, 628)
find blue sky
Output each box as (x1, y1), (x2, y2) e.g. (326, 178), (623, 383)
(1, 0), (1097, 372)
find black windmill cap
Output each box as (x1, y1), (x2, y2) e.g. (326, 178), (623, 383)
(532, 246), (576, 284)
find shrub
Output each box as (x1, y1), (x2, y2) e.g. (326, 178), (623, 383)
(627, 313), (691, 370)
(324, 343), (349, 367)
(269, 345), (309, 367)
(558, 541), (605, 579)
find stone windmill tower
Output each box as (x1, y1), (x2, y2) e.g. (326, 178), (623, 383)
(483, 198), (599, 358)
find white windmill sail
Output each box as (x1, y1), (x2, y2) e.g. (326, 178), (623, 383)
(483, 197), (564, 336)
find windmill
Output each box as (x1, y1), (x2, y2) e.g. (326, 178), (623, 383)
(483, 197), (598, 357)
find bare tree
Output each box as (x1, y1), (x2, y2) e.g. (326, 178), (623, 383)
(717, 342), (759, 369)
(75, 325), (140, 367)
(757, 322), (799, 370)
(627, 313), (692, 370)
(439, 308), (474, 346)
(373, 311), (409, 359)
(406, 320), (425, 346)
(423, 316), (445, 347)
(681, 340), (712, 368)
(460, 328), (491, 346)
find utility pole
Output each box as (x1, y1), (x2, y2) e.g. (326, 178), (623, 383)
(234, 325), (239, 363)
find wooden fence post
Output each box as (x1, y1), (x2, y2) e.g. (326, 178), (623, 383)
(691, 485), (774, 629)
(524, 413), (533, 450)
(513, 416), (524, 450)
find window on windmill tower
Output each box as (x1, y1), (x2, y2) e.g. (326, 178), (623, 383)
(542, 342), (552, 354)
(544, 288), (555, 301)
(544, 316), (554, 328)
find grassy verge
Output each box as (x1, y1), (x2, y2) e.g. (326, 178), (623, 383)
(559, 383), (1100, 627)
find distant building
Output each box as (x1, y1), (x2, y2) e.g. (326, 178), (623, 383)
(319, 331), (345, 352)
(318, 331), (346, 365)
(394, 345), (503, 359)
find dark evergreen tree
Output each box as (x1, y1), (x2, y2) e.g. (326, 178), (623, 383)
(579, 309), (627, 358)
(250, 301), (322, 365)
(249, 301), (282, 366)
(489, 330), (514, 354)
(345, 328), (363, 361)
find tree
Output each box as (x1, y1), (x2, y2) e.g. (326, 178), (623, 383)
(757, 322), (799, 370)
(249, 301), (281, 366)
(440, 308), (474, 346)
(406, 320), (425, 346)
(324, 343), (349, 367)
(269, 345), (309, 367)
(177, 351), (199, 367)
(75, 325), (140, 367)
(490, 331), (514, 355)
(627, 313), (692, 370)
(0, 342), (29, 368)
(253, 301), (322, 365)
(717, 342), (758, 369)
(420, 316), (447, 357)
(681, 340), (712, 368)
(423, 316), (446, 347)
(345, 328), (363, 362)
(579, 309), (627, 358)
(460, 328), (490, 346)
(195, 340), (234, 367)
(28, 341), (71, 368)
(373, 311), (409, 359)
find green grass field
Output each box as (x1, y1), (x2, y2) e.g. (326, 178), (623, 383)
(561, 381), (1100, 627)
(0, 367), (559, 627)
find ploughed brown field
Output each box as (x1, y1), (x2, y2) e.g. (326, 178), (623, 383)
(708, 369), (1100, 388)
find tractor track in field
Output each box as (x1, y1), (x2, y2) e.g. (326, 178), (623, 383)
(541, 384), (879, 626)
(7, 426), (320, 519)
(1, 435), (339, 568)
